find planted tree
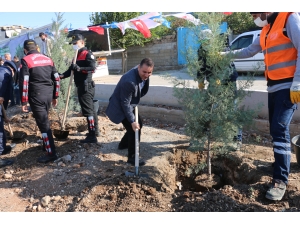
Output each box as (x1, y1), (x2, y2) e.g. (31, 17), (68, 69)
(172, 12), (260, 179)
(49, 12), (80, 129)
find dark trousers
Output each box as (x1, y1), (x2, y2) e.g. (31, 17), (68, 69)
(0, 115), (7, 155)
(9, 82), (15, 106)
(77, 81), (95, 117)
(268, 88), (297, 184)
(14, 88), (21, 105)
(29, 94), (56, 155)
(120, 109), (143, 158)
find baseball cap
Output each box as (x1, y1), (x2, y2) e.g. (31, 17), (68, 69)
(69, 34), (84, 44)
(23, 39), (37, 50)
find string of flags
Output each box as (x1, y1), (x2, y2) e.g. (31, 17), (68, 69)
(69, 12), (232, 38)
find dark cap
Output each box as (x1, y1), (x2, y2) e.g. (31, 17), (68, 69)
(23, 39), (37, 50)
(39, 32), (45, 37)
(3, 60), (17, 73)
(69, 34), (84, 44)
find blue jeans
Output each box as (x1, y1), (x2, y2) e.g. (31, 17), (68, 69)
(268, 88), (297, 184)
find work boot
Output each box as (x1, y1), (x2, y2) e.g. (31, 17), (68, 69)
(41, 130), (57, 155)
(80, 116), (97, 143)
(85, 100), (100, 137)
(0, 159), (14, 168)
(37, 153), (58, 163)
(265, 179), (286, 201)
(1, 143), (16, 155)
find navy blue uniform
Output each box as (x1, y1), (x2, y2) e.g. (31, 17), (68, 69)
(0, 66), (13, 154)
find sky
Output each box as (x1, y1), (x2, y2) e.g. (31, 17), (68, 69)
(0, 12), (92, 30)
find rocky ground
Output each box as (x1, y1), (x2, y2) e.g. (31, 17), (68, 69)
(0, 104), (300, 213)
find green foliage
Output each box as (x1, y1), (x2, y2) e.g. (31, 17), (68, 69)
(49, 12), (80, 128)
(224, 12), (257, 34)
(15, 45), (24, 59)
(89, 12), (191, 49)
(171, 12), (260, 176)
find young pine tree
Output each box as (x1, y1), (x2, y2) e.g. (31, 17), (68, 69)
(173, 12), (260, 178)
(49, 12), (80, 128)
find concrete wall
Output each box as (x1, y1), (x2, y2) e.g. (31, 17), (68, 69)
(94, 82), (300, 124)
(106, 35), (182, 73)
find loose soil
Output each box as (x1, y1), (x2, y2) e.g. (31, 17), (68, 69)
(1, 105), (300, 212)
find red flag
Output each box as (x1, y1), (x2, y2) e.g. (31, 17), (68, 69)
(88, 26), (104, 35)
(131, 20), (151, 38)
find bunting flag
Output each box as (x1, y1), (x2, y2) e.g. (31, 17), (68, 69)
(131, 20), (151, 38)
(69, 12), (205, 38)
(88, 25), (104, 35)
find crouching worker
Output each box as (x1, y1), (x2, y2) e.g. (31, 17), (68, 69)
(105, 58), (154, 166)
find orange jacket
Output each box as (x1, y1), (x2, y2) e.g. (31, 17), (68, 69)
(260, 12), (297, 80)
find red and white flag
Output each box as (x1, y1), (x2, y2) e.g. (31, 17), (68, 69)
(131, 20), (151, 38)
(88, 26), (104, 35)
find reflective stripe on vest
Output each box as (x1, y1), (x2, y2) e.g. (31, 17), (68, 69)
(260, 12), (297, 80)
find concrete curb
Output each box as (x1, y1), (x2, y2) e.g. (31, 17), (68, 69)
(98, 101), (300, 137)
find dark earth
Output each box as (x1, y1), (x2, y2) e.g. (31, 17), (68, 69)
(0, 104), (300, 213)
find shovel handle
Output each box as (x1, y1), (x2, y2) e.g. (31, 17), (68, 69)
(1, 103), (14, 138)
(135, 106), (139, 172)
(61, 49), (78, 130)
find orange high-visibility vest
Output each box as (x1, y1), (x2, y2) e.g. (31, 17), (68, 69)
(260, 12), (297, 80)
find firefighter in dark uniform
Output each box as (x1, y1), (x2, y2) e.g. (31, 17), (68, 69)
(60, 34), (99, 143)
(19, 39), (60, 163)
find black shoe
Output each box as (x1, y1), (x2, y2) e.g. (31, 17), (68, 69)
(37, 154), (58, 163)
(118, 143), (128, 150)
(0, 159), (14, 168)
(1, 145), (15, 155)
(127, 157), (146, 166)
(85, 132), (100, 137)
(80, 135), (97, 143)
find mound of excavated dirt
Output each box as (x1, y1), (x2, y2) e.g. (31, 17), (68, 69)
(0, 105), (300, 212)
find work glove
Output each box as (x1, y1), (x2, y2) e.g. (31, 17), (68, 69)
(70, 64), (81, 72)
(198, 81), (205, 90)
(290, 81), (300, 104)
(216, 79), (221, 85)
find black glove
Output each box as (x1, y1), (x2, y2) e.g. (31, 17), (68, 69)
(59, 74), (64, 79)
(70, 64), (81, 72)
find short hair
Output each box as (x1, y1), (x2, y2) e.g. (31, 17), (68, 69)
(140, 58), (154, 67)
(4, 52), (11, 57)
(39, 32), (45, 37)
(13, 56), (19, 61)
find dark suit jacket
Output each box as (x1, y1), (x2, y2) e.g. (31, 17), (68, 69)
(105, 67), (149, 124)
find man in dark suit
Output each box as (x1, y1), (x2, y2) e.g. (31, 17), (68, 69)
(105, 58), (154, 166)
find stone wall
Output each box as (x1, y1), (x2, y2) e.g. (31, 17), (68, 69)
(106, 34), (182, 73)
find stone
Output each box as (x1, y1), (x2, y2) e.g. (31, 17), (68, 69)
(41, 196), (51, 207)
(3, 174), (12, 179)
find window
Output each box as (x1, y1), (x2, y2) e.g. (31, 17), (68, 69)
(230, 35), (254, 50)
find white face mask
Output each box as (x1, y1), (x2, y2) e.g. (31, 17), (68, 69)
(254, 17), (268, 27)
(73, 45), (79, 50)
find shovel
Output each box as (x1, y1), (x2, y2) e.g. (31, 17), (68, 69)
(54, 49), (78, 139)
(125, 106), (149, 178)
(1, 103), (26, 141)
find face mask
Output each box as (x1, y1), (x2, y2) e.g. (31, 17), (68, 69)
(254, 17), (268, 27)
(73, 45), (79, 50)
